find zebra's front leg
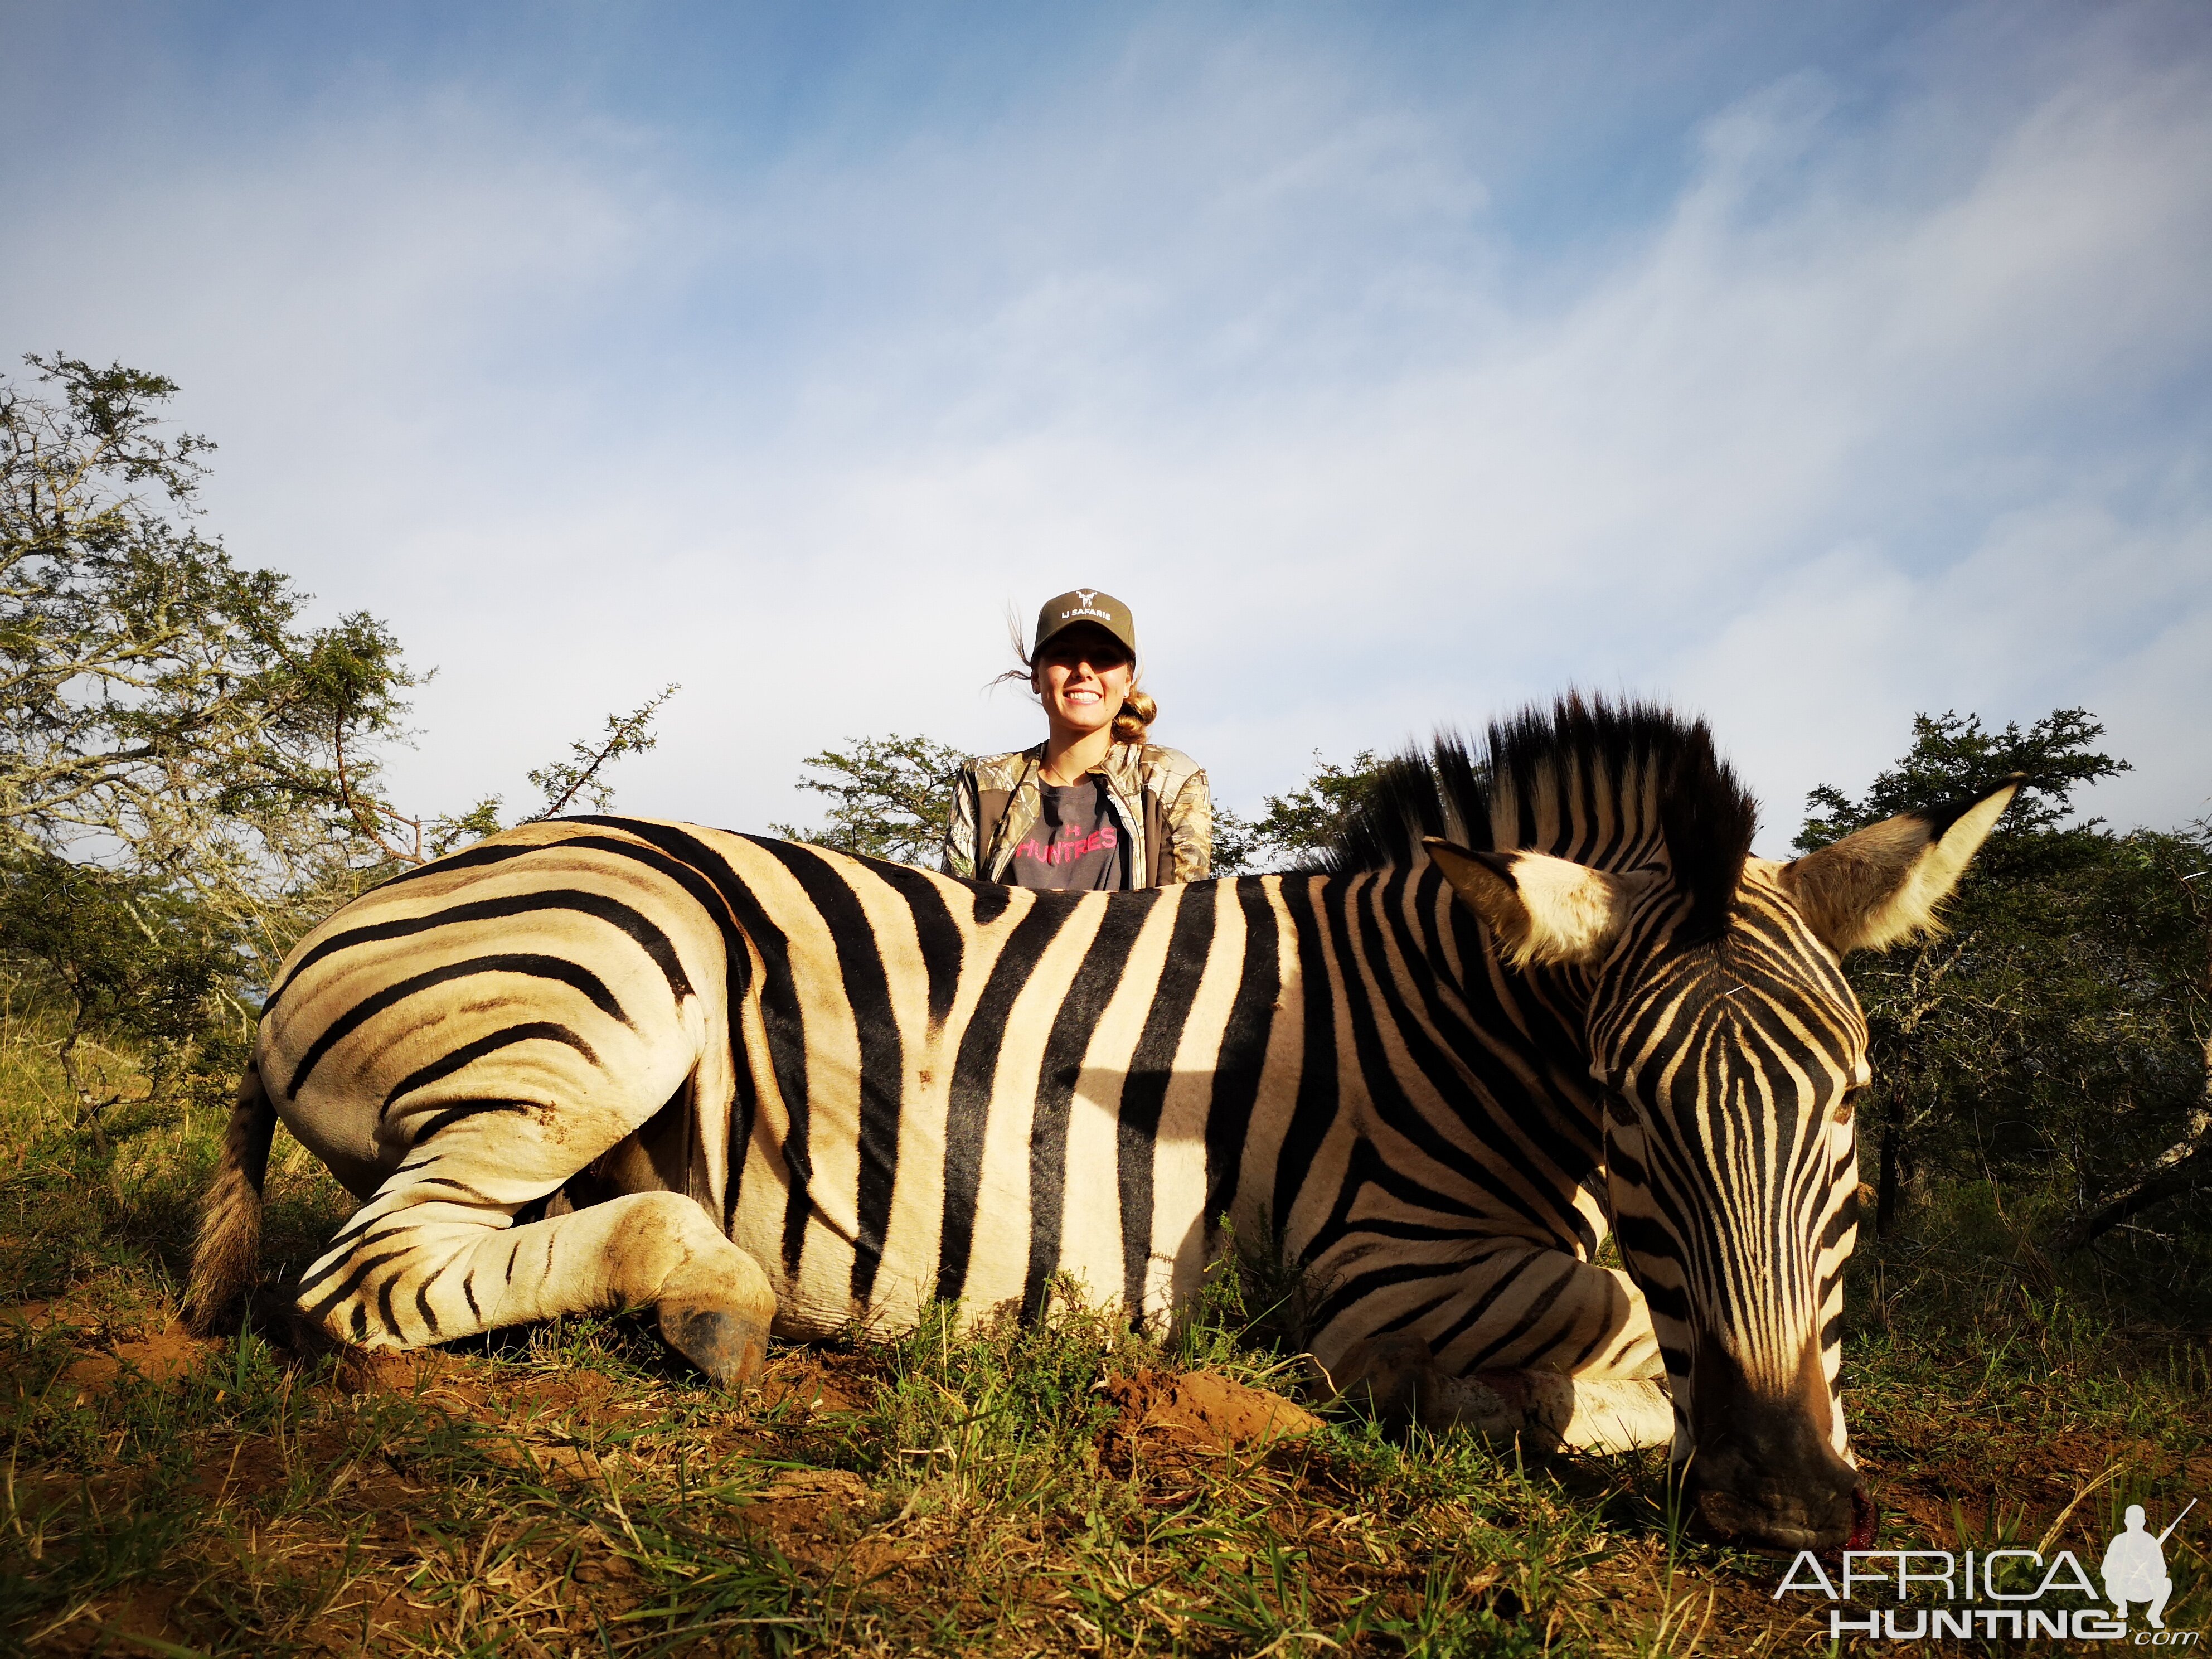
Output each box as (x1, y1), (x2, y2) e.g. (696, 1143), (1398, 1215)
(1311, 1239), (1671, 1453)
(293, 1162), (777, 1386)
(1328, 1333), (1673, 1453)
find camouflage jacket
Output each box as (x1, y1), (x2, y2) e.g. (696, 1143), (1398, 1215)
(940, 741), (1212, 887)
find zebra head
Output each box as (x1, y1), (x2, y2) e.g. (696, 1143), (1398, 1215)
(1404, 704), (2017, 1551)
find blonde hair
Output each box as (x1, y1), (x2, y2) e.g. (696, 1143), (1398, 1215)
(996, 607), (1157, 746)
(1112, 690), (1156, 745)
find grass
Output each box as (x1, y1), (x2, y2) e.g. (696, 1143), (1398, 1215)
(3, 1001), (2209, 1655)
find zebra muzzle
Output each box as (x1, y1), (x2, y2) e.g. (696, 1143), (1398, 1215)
(1687, 1474), (1862, 1553)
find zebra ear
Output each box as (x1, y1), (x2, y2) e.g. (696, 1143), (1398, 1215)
(1423, 838), (1635, 969)
(1778, 775), (2022, 955)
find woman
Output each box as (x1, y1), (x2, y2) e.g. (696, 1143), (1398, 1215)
(942, 589), (1211, 889)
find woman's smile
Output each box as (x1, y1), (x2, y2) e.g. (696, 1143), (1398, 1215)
(942, 585), (1211, 889)
(1035, 624), (1133, 756)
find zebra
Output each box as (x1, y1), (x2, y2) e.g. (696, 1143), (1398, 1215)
(186, 697), (2015, 1551)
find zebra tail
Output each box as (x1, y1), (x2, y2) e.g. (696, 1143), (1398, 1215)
(183, 1061), (276, 1335)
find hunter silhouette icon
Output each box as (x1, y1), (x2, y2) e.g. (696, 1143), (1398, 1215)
(2102, 1501), (2192, 1628)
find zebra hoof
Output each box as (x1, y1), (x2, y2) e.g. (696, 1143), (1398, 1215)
(658, 1303), (770, 1388)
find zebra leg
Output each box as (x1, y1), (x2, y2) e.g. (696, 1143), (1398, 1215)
(1313, 1241), (1670, 1452)
(1327, 1333), (1673, 1452)
(291, 1134), (777, 1386)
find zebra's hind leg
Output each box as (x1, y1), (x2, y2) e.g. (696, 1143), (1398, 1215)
(292, 1154), (777, 1386)
(1328, 1333), (1672, 1453)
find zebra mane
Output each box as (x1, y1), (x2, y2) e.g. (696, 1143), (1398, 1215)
(1316, 695), (1759, 943)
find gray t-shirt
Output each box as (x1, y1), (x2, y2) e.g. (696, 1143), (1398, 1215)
(1007, 779), (1127, 891)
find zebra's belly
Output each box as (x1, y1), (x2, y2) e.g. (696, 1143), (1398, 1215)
(725, 1087), (1221, 1341)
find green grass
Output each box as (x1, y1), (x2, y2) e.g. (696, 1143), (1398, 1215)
(3, 1004), (2208, 1655)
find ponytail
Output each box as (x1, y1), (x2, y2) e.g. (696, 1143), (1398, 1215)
(1112, 690), (1157, 745)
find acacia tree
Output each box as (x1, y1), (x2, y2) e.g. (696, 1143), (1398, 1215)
(1797, 710), (2211, 1255)
(1212, 749), (1386, 874)
(1, 354), (416, 957)
(0, 850), (234, 1145)
(770, 735), (968, 866)
(1, 354), (677, 1135)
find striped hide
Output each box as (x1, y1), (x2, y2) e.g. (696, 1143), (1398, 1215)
(187, 696), (2017, 1550)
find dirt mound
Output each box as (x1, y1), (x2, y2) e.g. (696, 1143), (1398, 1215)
(2, 1304), (217, 1403)
(331, 1346), (460, 1395)
(750, 1354), (867, 1416)
(737, 1466), (882, 1561)
(1103, 1369), (1321, 1461)
(66, 1322), (210, 1389)
(0, 1299), (69, 1332)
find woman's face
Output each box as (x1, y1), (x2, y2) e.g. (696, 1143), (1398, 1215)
(1034, 626), (1134, 739)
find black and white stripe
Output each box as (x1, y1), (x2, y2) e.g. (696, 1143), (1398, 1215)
(196, 697), (2015, 1548)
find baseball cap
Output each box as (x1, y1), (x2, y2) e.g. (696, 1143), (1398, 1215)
(1034, 589), (1137, 660)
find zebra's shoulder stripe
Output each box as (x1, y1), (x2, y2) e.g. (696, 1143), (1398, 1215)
(1022, 888), (1164, 1322)
(1115, 887), (1220, 1316)
(750, 840), (909, 1305)
(936, 894), (1075, 1306)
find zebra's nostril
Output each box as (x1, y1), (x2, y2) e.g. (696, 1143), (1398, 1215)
(1849, 1486), (1879, 1550)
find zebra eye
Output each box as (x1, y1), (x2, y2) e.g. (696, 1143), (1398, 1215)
(1833, 1086), (1862, 1126)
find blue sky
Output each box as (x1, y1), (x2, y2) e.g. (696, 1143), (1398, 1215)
(5, 2), (2209, 851)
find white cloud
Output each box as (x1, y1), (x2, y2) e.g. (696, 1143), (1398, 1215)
(3, 4), (2206, 851)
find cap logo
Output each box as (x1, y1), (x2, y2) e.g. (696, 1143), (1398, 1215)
(1043, 589), (1129, 643)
